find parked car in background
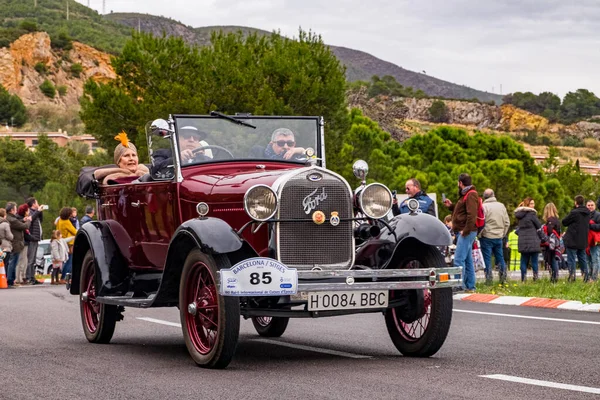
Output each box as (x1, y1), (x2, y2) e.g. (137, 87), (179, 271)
(34, 239), (53, 275)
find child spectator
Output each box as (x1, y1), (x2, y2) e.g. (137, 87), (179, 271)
(50, 230), (68, 285)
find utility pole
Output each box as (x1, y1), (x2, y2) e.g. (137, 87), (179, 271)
(66, 0), (70, 21)
(138, 18), (141, 33)
(102, 0), (106, 14)
(87, 0), (90, 6)
(34, 0), (37, 7)
(500, 84), (502, 95)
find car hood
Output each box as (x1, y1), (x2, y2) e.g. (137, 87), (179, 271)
(182, 163), (310, 202)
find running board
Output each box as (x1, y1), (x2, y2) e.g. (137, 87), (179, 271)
(96, 293), (156, 308)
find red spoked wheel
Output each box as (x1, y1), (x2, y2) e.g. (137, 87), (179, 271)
(394, 289), (432, 342)
(79, 250), (117, 343)
(179, 250), (239, 369)
(384, 244), (453, 357)
(251, 316), (290, 337)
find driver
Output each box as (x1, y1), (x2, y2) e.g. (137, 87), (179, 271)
(178, 126), (212, 164)
(264, 128), (306, 160)
(150, 126), (211, 178)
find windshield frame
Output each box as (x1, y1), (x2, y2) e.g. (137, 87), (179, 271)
(171, 114), (324, 171)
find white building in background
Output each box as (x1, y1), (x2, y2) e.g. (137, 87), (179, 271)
(0, 130), (99, 153)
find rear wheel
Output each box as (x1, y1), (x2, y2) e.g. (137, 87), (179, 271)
(79, 250), (118, 344)
(384, 244), (453, 357)
(179, 250), (240, 369)
(251, 316), (290, 337)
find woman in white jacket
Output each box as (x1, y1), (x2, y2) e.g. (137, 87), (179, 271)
(50, 230), (69, 285)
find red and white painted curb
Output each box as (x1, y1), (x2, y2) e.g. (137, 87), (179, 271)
(454, 293), (600, 312)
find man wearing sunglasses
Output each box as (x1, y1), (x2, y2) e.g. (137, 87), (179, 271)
(264, 128), (306, 161)
(391, 178), (436, 216)
(150, 126), (211, 178)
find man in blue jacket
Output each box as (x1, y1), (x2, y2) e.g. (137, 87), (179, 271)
(392, 178), (436, 216)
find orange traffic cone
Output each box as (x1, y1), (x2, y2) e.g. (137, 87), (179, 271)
(0, 256), (8, 289)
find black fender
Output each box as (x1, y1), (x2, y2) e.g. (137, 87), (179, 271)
(70, 221), (130, 296)
(152, 217), (258, 306)
(355, 213), (451, 269)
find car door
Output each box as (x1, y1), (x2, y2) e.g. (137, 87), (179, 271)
(123, 180), (178, 269)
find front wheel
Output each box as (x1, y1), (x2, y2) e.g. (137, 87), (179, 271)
(79, 250), (118, 343)
(251, 316), (289, 337)
(179, 250), (240, 369)
(384, 243), (453, 357)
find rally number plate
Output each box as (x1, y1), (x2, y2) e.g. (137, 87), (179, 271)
(307, 290), (388, 311)
(220, 257), (297, 296)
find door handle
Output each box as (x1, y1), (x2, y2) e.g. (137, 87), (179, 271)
(101, 202), (114, 208)
(131, 201), (146, 208)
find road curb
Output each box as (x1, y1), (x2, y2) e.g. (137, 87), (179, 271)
(454, 293), (600, 312)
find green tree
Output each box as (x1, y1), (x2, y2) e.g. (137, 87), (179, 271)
(0, 84), (27, 127)
(428, 100), (450, 123)
(80, 30), (349, 162)
(560, 89), (600, 124)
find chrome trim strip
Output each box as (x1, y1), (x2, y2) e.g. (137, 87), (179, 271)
(296, 267), (463, 279)
(296, 279), (462, 292)
(319, 116), (326, 168)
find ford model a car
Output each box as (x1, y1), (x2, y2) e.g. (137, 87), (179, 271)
(71, 113), (462, 369)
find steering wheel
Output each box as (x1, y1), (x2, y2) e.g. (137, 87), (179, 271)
(191, 145), (234, 160)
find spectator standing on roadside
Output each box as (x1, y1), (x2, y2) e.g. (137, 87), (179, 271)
(515, 197), (542, 282)
(542, 203), (561, 283)
(479, 189), (510, 284)
(5, 202), (31, 287)
(443, 173), (479, 292)
(70, 207), (80, 230)
(0, 208), (14, 275)
(586, 200), (600, 282)
(507, 228), (520, 271)
(80, 206), (95, 225)
(50, 230), (68, 285)
(392, 178), (436, 216)
(25, 197), (45, 285)
(562, 195), (590, 282)
(57, 207), (78, 282)
(15, 204), (30, 285)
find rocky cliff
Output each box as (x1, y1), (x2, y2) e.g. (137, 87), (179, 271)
(0, 32), (115, 107)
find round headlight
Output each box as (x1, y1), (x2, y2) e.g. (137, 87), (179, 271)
(359, 183), (392, 219)
(244, 185), (278, 221)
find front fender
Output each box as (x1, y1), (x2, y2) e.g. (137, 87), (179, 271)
(355, 213), (451, 269)
(152, 217), (257, 306)
(382, 213), (452, 247)
(70, 221), (129, 296)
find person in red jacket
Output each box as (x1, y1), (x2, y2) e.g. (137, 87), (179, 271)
(586, 200), (600, 281)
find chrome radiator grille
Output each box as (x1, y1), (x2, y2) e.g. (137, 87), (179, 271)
(277, 169), (353, 270)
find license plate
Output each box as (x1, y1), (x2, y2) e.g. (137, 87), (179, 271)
(308, 290), (388, 311)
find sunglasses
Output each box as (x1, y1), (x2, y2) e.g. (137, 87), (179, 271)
(275, 140), (295, 147)
(182, 133), (201, 141)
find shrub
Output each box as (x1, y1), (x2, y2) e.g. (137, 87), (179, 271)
(57, 85), (68, 96)
(522, 130), (539, 145)
(539, 135), (551, 146)
(51, 31), (73, 51)
(70, 63), (83, 78)
(562, 136), (584, 147)
(34, 62), (49, 75)
(19, 20), (38, 33)
(0, 84), (27, 126)
(428, 100), (450, 123)
(39, 80), (56, 98)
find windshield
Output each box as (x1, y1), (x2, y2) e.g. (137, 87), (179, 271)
(172, 116), (321, 167)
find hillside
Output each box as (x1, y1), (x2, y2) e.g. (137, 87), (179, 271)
(103, 13), (502, 103)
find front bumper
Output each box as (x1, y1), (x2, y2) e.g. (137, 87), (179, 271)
(294, 267), (463, 292)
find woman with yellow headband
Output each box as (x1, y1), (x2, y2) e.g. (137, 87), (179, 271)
(94, 132), (149, 184)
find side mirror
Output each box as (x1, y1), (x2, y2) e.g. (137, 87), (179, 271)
(149, 119), (172, 137)
(352, 160), (369, 182)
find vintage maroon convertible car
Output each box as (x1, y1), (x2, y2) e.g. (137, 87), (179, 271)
(70, 113), (462, 368)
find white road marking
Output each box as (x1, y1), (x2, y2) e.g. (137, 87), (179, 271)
(480, 374), (600, 395)
(137, 317), (182, 328)
(454, 309), (600, 325)
(254, 338), (372, 359)
(136, 317), (372, 359)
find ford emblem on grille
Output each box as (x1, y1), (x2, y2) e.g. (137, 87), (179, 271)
(303, 187), (328, 214)
(307, 173), (323, 182)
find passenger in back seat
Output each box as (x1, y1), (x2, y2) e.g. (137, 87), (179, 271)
(94, 132), (149, 185)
